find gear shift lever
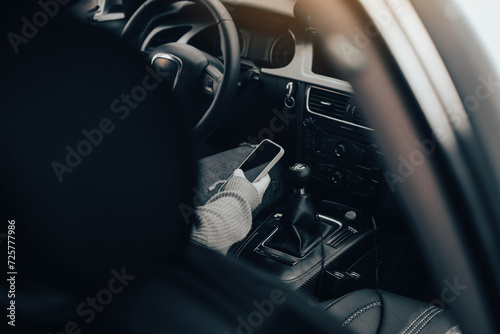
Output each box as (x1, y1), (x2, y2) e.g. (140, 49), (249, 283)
(266, 163), (321, 257)
(289, 162), (311, 193)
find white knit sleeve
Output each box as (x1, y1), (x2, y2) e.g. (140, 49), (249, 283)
(190, 176), (260, 255)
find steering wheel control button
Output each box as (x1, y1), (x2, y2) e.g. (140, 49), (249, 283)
(244, 67), (261, 81)
(344, 211), (357, 222)
(202, 75), (215, 94)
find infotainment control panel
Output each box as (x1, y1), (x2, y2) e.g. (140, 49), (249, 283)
(301, 85), (385, 204)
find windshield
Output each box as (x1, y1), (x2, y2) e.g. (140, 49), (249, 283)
(453, 0), (500, 75)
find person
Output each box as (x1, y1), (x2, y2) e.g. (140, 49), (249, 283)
(190, 144), (285, 254)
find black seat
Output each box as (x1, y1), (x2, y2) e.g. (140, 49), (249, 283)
(0, 8), (341, 334)
(324, 289), (457, 334)
(0, 4), (457, 334)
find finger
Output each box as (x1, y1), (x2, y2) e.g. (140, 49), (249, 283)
(254, 174), (271, 187)
(253, 174), (271, 198)
(233, 169), (245, 178)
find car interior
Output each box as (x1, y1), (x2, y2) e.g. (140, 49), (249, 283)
(1, 0), (500, 333)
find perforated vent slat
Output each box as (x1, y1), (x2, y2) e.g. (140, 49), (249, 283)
(308, 87), (370, 129)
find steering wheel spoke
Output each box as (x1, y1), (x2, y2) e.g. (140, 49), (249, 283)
(123, 0), (241, 143)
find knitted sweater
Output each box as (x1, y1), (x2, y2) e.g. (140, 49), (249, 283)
(191, 176), (260, 255)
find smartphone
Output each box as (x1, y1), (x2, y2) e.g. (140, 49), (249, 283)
(221, 140), (285, 190)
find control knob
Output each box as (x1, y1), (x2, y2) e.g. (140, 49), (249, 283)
(334, 143), (347, 157)
(303, 117), (314, 128)
(331, 171), (344, 184)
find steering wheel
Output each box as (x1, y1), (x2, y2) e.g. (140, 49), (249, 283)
(122, 0), (241, 143)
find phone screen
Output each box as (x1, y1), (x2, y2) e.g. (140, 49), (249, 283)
(240, 141), (282, 182)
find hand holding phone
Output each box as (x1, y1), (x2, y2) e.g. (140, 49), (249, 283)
(238, 139), (285, 183)
(220, 140), (285, 192)
(233, 168), (271, 203)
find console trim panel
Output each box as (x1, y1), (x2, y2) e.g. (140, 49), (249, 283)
(254, 214), (343, 265)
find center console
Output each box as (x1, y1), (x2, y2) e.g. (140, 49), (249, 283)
(233, 197), (386, 300)
(233, 82), (409, 301)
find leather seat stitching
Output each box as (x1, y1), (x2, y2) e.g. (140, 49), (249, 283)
(342, 301), (382, 326)
(374, 289), (385, 334)
(412, 309), (444, 334)
(400, 306), (436, 334)
(407, 308), (442, 334)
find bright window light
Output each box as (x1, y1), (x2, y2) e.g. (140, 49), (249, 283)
(453, 0), (500, 74)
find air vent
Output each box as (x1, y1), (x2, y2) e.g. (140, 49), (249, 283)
(146, 26), (191, 50)
(308, 87), (349, 119)
(307, 86), (370, 129)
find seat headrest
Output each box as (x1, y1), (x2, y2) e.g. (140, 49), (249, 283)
(0, 17), (195, 288)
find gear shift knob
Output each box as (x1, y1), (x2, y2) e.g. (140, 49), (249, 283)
(266, 163), (319, 257)
(288, 163), (311, 190)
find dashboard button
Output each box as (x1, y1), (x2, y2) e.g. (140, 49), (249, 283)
(303, 117), (314, 128)
(334, 143), (347, 157)
(331, 171), (343, 184)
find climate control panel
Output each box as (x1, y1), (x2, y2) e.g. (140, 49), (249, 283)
(302, 114), (384, 199)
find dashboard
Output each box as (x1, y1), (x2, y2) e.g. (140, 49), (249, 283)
(140, 0), (385, 208)
(187, 22), (296, 69)
(142, 3), (297, 69)
(140, 1), (353, 91)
